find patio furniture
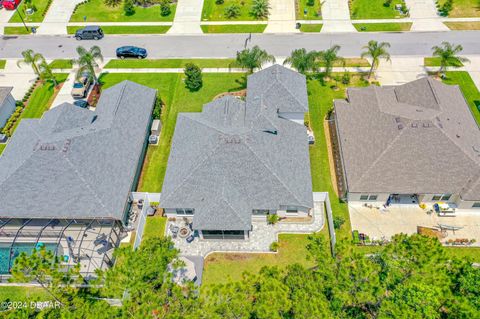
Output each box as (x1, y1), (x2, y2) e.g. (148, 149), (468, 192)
(186, 235), (195, 243)
(169, 224), (179, 238)
(94, 234), (107, 246)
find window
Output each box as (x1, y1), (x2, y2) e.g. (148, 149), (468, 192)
(202, 230), (245, 240)
(432, 194), (452, 201)
(253, 209), (269, 215)
(368, 195), (378, 201)
(176, 208), (194, 215)
(472, 202), (480, 208)
(360, 195), (369, 200)
(286, 206), (298, 213)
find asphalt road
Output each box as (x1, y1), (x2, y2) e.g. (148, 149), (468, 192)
(1, 31), (480, 59)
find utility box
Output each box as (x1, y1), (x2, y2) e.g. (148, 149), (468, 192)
(151, 119), (161, 136)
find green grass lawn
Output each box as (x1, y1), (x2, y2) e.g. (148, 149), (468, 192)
(444, 21), (480, 29)
(9, 0), (51, 23)
(142, 216), (167, 240)
(202, 0), (263, 21)
(424, 57), (464, 67)
(317, 58), (370, 67)
(437, 0), (480, 17)
(0, 144), (6, 155)
(67, 25), (171, 34)
(296, 0), (322, 19)
(99, 72), (247, 192)
(201, 24), (266, 33)
(299, 23), (323, 32)
(354, 22), (412, 31)
(12, 74), (68, 133)
(350, 0), (407, 19)
(0, 286), (49, 304)
(104, 58), (236, 69)
(70, 0), (176, 22)
(3, 26), (38, 35)
(49, 59), (73, 69)
(442, 71), (480, 126)
(0, 60), (6, 69)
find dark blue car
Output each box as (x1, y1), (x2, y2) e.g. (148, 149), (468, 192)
(116, 46), (147, 59)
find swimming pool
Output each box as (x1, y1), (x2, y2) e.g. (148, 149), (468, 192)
(0, 243), (58, 274)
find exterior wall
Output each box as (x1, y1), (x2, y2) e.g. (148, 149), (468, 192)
(347, 193), (390, 205)
(0, 94), (16, 129)
(278, 112), (305, 125)
(455, 199), (480, 211)
(277, 205), (310, 218)
(419, 193), (460, 204)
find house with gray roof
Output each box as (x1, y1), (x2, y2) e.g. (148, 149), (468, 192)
(0, 81), (156, 274)
(0, 87), (16, 130)
(334, 77), (480, 211)
(161, 65), (313, 240)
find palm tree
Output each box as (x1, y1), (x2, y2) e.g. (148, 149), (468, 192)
(73, 45), (103, 83)
(17, 49), (45, 76)
(318, 45), (344, 80)
(39, 61), (57, 86)
(431, 42), (469, 77)
(283, 48), (319, 74)
(234, 46), (275, 73)
(361, 40), (391, 79)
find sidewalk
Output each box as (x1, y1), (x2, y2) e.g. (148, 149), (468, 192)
(264, 0), (298, 33)
(405, 0), (449, 31)
(36, 0), (85, 35)
(321, 0), (356, 32)
(168, 0), (203, 34)
(463, 56), (480, 91)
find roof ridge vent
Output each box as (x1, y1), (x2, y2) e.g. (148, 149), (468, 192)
(262, 129), (278, 135)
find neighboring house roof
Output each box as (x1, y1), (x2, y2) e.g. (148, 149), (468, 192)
(0, 81), (156, 220)
(0, 87), (13, 106)
(161, 65), (313, 231)
(334, 77), (480, 200)
(247, 64), (309, 113)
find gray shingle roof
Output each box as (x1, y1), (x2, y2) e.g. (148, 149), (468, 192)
(161, 66), (313, 230)
(0, 81), (156, 220)
(334, 77), (480, 200)
(0, 87), (13, 106)
(247, 64), (308, 113)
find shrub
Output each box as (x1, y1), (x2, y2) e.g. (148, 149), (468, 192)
(215, 0), (224, 4)
(153, 97), (162, 119)
(333, 216), (345, 230)
(124, 0), (135, 15)
(267, 213), (280, 225)
(341, 72), (350, 84)
(104, 0), (122, 6)
(383, 0), (392, 7)
(250, 0), (270, 19)
(184, 63), (203, 91)
(307, 0), (314, 6)
(160, 0), (171, 16)
(438, 0), (453, 16)
(224, 4), (241, 19)
(270, 241), (279, 252)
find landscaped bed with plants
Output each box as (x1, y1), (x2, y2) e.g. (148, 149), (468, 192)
(296, 0), (322, 20)
(201, 24), (266, 33)
(349, 0), (408, 19)
(9, 0), (52, 23)
(98, 72), (247, 192)
(436, 0), (480, 17)
(67, 25), (171, 34)
(104, 58), (236, 68)
(353, 22), (412, 32)
(70, 0), (177, 22)
(202, 0), (269, 21)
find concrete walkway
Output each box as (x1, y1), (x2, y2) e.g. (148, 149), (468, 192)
(36, 0), (84, 35)
(264, 0), (298, 33)
(321, 0), (356, 32)
(0, 60), (37, 100)
(405, 0), (449, 31)
(168, 0), (203, 34)
(464, 56), (480, 90)
(0, 7), (15, 35)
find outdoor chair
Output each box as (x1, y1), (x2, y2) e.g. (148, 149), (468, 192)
(186, 235), (194, 243)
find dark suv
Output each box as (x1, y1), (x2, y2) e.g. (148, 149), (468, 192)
(116, 46), (148, 59)
(75, 26), (104, 41)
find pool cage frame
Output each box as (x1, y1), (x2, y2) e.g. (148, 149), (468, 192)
(0, 217), (125, 278)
